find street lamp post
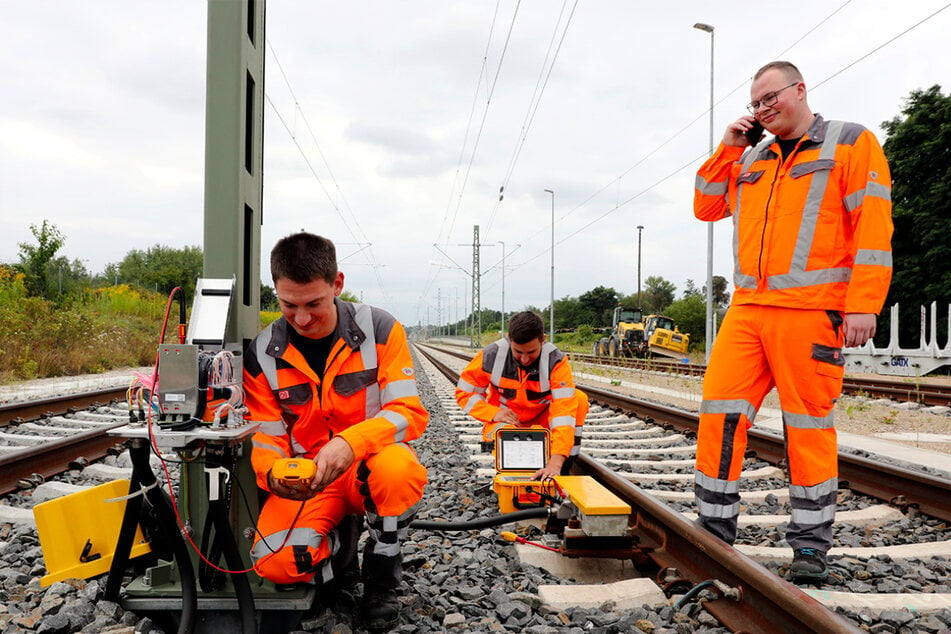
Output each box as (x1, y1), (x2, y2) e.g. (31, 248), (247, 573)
(544, 189), (555, 342)
(693, 22), (715, 361)
(636, 225), (644, 307)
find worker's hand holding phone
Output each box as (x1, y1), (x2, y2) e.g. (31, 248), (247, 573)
(745, 120), (765, 146)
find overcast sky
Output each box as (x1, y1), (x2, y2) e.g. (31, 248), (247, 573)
(2, 1), (948, 327)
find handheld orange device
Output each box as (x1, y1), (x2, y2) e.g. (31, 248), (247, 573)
(272, 458), (317, 490)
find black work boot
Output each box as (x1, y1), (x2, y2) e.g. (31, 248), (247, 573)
(330, 514), (362, 592)
(360, 585), (400, 631)
(789, 547), (829, 582)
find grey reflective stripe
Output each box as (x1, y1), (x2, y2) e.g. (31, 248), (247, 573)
(734, 271), (757, 290)
(695, 469), (741, 494)
(289, 432), (307, 454)
(456, 378), (485, 394)
(257, 420), (287, 436)
(252, 439), (289, 456)
(365, 503), (418, 557)
(364, 383), (381, 420)
(380, 410), (409, 442)
(767, 120), (846, 292)
(855, 249), (892, 267)
(866, 180), (891, 201)
(790, 505), (836, 526)
(769, 267), (851, 290)
(551, 386), (574, 399)
(697, 497), (741, 519)
(462, 394), (484, 413)
(489, 340), (508, 386)
(696, 173), (728, 196)
(353, 303), (378, 369)
(733, 149), (763, 289)
(789, 477), (838, 526)
(699, 398), (758, 423)
(842, 189), (861, 212)
(844, 180), (892, 212)
(783, 410), (834, 429)
(255, 323), (279, 390)
(251, 527), (322, 562)
(537, 343), (556, 392)
(382, 378), (419, 402)
(550, 415), (575, 429)
(790, 478), (837, 499)
(352, 303), (382, 420)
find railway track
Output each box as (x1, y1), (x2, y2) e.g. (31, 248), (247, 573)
(0, 390), (130, 495)
(2, 356), (950, 632)
(415, 343), (951, 633)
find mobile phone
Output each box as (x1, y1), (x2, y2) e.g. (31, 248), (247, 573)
(745, 120), (765, 146)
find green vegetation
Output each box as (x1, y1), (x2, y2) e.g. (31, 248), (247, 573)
(0, 267), (165, 382)
(882, 85), (951, 348)
(423, 275), (728, 355)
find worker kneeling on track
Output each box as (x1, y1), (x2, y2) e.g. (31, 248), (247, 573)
(456, 310), (588, 480)
(243, 232), (429, 631)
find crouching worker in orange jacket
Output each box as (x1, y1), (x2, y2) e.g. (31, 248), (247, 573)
(455, 311), (587, 480)
(693, 61), (892, 583)
(243, 233), (428, 630)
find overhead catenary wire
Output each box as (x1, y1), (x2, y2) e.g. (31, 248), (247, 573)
(264, 40), (394, 306)
(499, 2), (948, 281)
(483, 0), (578, 239)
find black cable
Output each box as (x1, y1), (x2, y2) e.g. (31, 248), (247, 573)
(129, 439), (198, 634)
(409, 506), (548, 531)
(104, 469), (144, 602)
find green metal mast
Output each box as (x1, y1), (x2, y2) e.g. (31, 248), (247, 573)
(203, 0), (265, 350)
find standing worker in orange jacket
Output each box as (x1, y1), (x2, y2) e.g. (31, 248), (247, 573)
(455, 311), (587, 479)
(243, 232), (428, 630)
(693, 61), (893, 582)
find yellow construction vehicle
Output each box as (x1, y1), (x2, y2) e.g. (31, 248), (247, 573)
(642, 314), (690, 359)
(596, 306), (645, 357)
(595, 307), (690, 359)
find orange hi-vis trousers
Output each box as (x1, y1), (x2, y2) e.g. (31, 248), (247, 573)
(251, 443), (426, 586)
(694, 305), (844, 552)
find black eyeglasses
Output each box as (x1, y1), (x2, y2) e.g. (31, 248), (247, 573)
(747, 82), (799, 114)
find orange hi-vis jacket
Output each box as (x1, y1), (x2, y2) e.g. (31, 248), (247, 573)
(694, 114), (893, 313)
(243, 299), (428, 490)
(455, 339), (584, 458)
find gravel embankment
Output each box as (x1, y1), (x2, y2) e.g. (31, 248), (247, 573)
(2, 356), (951, 633)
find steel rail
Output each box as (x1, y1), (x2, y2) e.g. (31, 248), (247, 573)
(0, 424), (127, 496)
(576, 455), (862, 634)
(0, 387), (129, 426)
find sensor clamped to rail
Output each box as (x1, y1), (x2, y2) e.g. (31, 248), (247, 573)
(491, 429), (632, 541)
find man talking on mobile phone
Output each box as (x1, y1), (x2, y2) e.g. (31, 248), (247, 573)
(692, 61), (893, 583)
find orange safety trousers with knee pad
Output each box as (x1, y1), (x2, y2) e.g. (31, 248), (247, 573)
(251, 443), (426, 585)
(694, 305), (843, 552)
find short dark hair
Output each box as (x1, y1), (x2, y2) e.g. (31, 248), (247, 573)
(270, 233), (337, 284)
(507, 311), (545, 344)
(753, 60), (803, 83)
